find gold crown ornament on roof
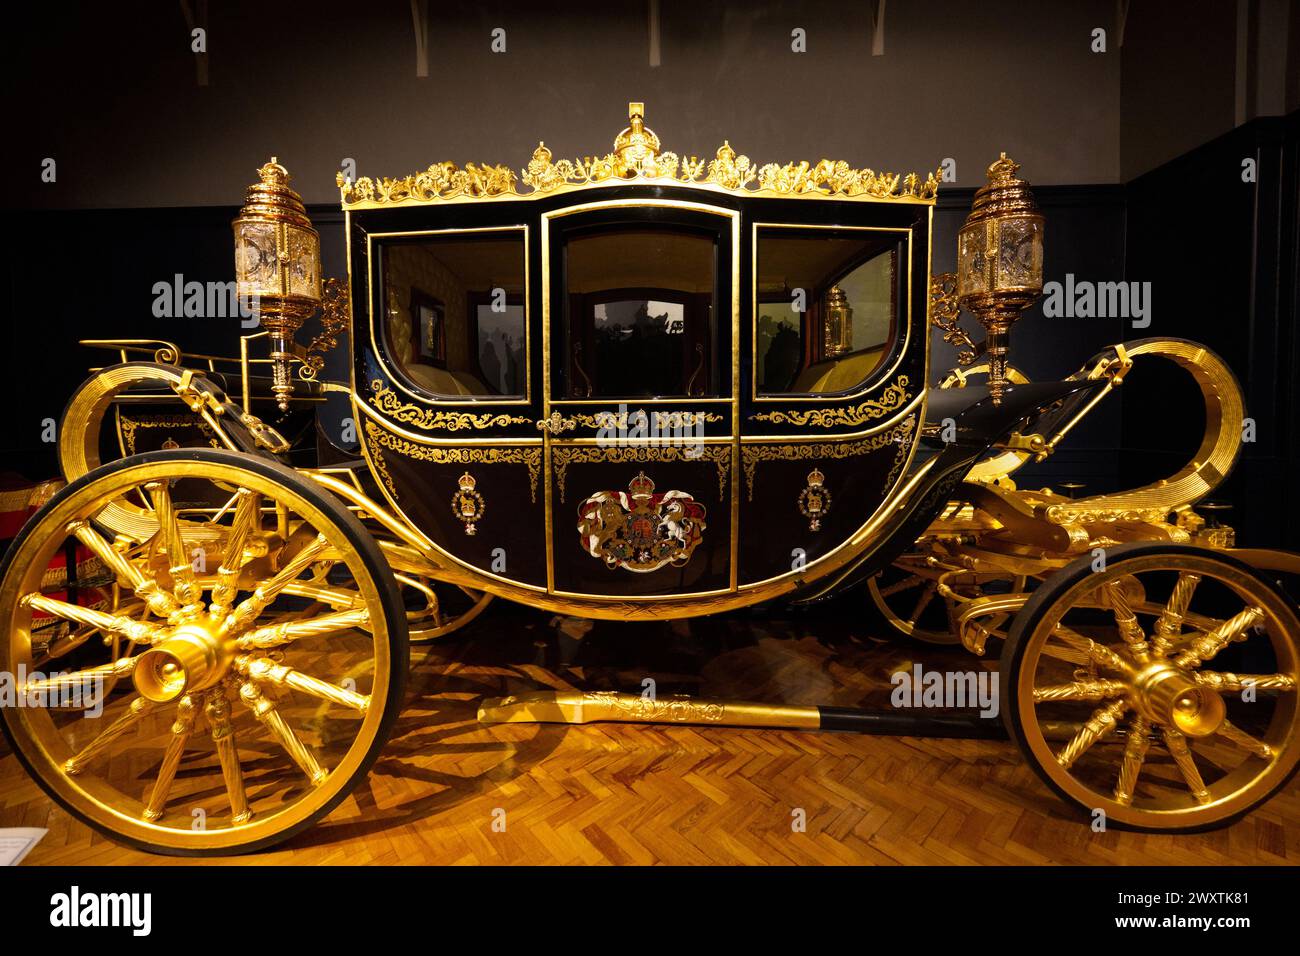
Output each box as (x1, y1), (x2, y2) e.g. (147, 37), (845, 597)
(337, 103), (941, 207)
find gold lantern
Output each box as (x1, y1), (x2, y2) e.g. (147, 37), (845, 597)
(956, 153), (1044, 404)
(232, 158), (321, 410)
(823, 285), (853, 357)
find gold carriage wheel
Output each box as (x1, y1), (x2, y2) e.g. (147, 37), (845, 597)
(0, 449), (408, 855)
(867, 551), (1027, 646)
(867, 552), (961, 644)
(1002, 543), (1300, 831)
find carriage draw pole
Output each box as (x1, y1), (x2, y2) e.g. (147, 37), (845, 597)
(477, 690), (1007, 740)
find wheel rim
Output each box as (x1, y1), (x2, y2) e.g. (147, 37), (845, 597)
(1013, 551), (1300, 829)
(0, 455), (397, 852)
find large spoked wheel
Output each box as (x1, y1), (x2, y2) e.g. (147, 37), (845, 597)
(0, 449), (408, 855)
(1003, 543), (1300, 831)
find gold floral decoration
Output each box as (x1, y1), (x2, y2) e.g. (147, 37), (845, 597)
(364, 420), (540, 501)
(571, 408), (725, 430)
(749, 377), (911, 428)
(551, 444), (732, 503)
(741, 416), (915, 500)
(369, 380), (530, 431)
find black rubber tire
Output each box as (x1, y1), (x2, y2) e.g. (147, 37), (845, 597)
(0, 448), (409, 856)
(1000, 541), (1300, 833)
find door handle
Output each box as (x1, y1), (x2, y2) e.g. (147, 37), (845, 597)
(536, 412), (577, 435)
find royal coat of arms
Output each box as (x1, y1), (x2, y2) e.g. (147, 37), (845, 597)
(576, 471), (707, 572)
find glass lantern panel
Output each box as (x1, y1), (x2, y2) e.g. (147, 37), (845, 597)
(287, 227), (321, 299)
(234, 221), (279, 297)
(956, 225), (988, 298)
(996, 217), (1043, 289)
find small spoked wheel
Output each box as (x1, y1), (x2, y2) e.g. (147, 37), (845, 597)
(867, 553), (959, 644)
(0, 449), (407, 855)
(868, 547), (1025, 646)
(1003, 543), (1300, 831)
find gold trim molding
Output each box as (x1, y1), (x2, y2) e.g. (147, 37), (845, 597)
(742, 416), (915, 500)
(749, 377), (911, 428)
(369, 380), (530, 431)
(551, 443), (732, 503)
(364, 420), (541, 501)
(338, 103), (940, 209)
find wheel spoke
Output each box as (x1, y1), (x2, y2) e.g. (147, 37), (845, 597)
(240, 656), (369, 711)
(1055, 699), (1128, 769)
(1214, 720), (1274, 759)
(1113, 715), (1152, 806)
(67, 520), (180, 618)
(907, 580), (938, 626)
(1172, 606), (1265, 669)
(1162, 728), (1212, 804)
(206, 687), (252, 824)
(1034, 678), (1128, 703)
(146, 482), (204, 617)
(1052, 625), (1131, 674)
(878, 573), (924, 599)
(21, 593), (159, 644)
(22, 656), (136, 697)
(143, 695), (198, 821)
(1102, 580), (1148, 652)
(235, 607), (371, 650)
(209, 489), (260, 616)
(221, 534), (330, 635)
(1197, 671), (1296, 693)
(237, 680), (328, 785)
(1150, 572), (1201, 657)
(65, 697), (155, 774)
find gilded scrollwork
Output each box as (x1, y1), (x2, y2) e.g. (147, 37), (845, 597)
(749, 377), (911, 428)
(300, 278), (351, 379)
(338, 104), (940, 208)
(571, 408), (725, 430)
(929, 272), (977, 366)
(363, 420), (541, 502)
(551, 444), (732, 503)
(369, 380), (530, 431)
(335, 161), (517, 205)
(742, 416), (916, 500)
(584, 690), (725, 723)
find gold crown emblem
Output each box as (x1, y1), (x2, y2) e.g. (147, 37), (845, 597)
(613, 102), (661, 170)
(807, 468), (825, 487)
(458, 472), (477, 491)
(628, 471), (656, 497)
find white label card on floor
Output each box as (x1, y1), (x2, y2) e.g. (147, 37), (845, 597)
(0, 828), (47, 866)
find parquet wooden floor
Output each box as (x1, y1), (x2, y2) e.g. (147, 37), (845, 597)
(3, 603), (1296, 865)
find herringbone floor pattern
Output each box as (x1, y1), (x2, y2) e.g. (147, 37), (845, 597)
(4, 605), (1296, 865)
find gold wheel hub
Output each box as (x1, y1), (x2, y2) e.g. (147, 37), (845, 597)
(133, 622), (236, 703)
(1130, 661), (1225, 737)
